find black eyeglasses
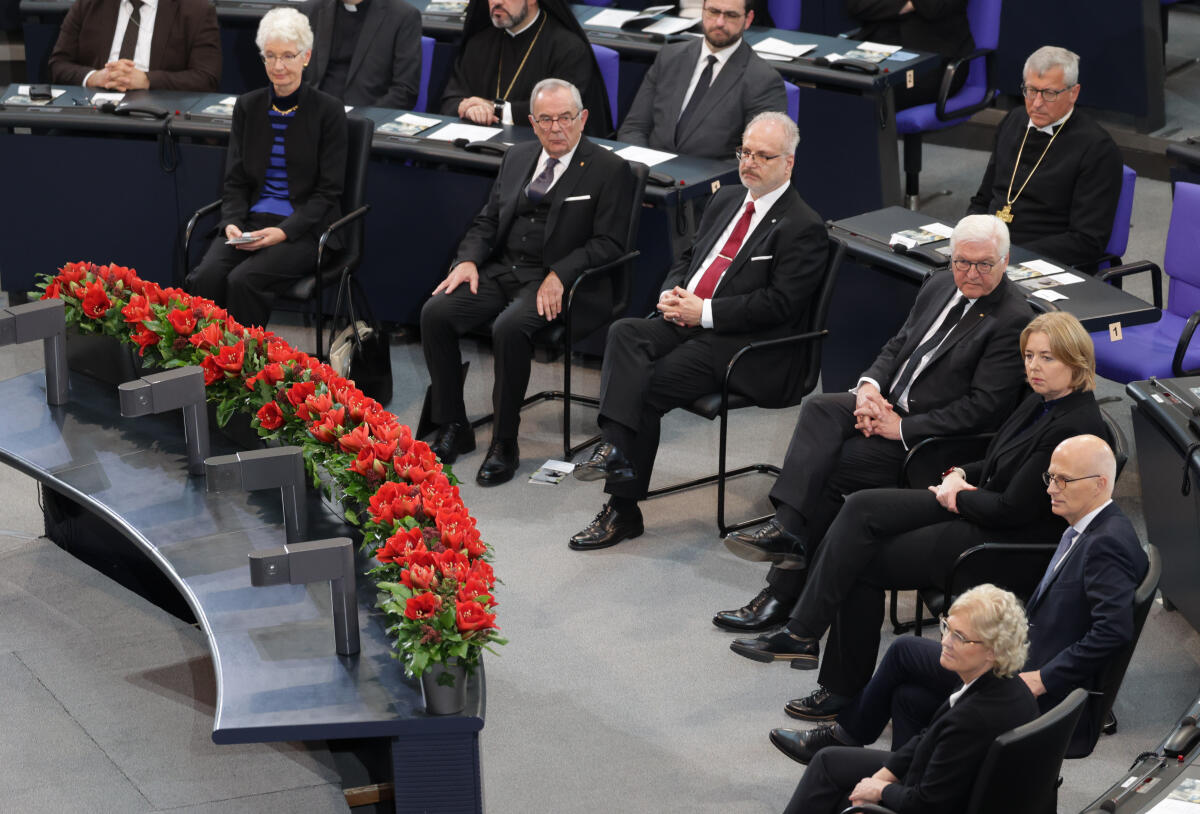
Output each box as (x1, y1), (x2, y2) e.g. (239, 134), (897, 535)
(939, 616), (983, 646)
(531, 111), (581, 130)
(1020, 84), (1076, 102)
(951, 258), (997, 274)
(702, 6), (745, 21)
(1042, 472), (1100, 489)
(735, 149), (780, 165)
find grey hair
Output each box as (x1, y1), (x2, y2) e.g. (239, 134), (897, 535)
(531, 78), (584, 112)
(745, 111), (800, 155)
(948, 584), (1030, 678)
(256, 8), (314, 53)
(1024, 45), (1080, 87)
(950, 214), (1010, 260)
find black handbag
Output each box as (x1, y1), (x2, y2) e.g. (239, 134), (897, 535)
(328, 277), (393, 404)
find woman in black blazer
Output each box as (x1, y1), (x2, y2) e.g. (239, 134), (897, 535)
(784, 584), (1040, 813)
(186, 7), (347, 330)
(731, 312), (1107, 700)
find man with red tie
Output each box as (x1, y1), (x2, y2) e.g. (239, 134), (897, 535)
(569, 111), (829, 550)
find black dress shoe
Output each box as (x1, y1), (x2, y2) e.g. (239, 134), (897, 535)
(784, 686), (852, 721)
(723, 519), (807, 569)
(729, 629), (818, 668)
(712, 588), (789, 632)
(475, 439), (518, 486)
(569, 503), (644, 551)
(429, 421), (475, 465)
(572, 442), (636, 483)
(769, 726), (844, 765)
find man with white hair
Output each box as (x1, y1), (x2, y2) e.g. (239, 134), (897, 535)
(570, 111), (829, 550)
(968, 45), (1123, 269)
(714, 214), (1032, 633)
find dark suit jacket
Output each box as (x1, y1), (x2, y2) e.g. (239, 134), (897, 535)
(616, 39), (787, 161)
(957, 389), (1105, 540)
(452, 138), (635, 295)
(48, 0), (221, 91)
(880, 671), (1039, 813)
(861, 270), (1033, 445)
(219, 85), (348, 243)
(655, 183), (828, 404)
(1025, 502), (1147, 755)
(845, 0), (973, 60)
(304, 0), (422, 109)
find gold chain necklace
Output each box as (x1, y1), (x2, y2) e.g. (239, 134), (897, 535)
(271, 102), (299, 115)
(495, 14), (547, 102)
(996, 111), (1071, 223)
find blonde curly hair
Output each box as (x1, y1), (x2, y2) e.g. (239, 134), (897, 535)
(948, 584), (1030, 677)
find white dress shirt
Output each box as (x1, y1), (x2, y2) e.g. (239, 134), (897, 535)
(678, 39), (742, 117)
(948, 674), (981, 708)
(531, 141), (578, 196)
(83, 0), (158, 86)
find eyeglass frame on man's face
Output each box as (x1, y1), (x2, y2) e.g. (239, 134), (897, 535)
(735, 149), (781, 165)
(531, 111), (582, 130)
(1042, 471), (1101, 490)
(951, 258), (998, 275)
(1020, 84), (1077, 102)
(261, 52), (303, 65)
(702, 5), (745, 21)
(939, 616), (984, 647)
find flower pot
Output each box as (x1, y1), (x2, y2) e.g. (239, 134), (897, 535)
(420, 660), (468, 715)
(65, 328), (143, 386)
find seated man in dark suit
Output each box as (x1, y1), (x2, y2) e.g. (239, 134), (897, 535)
(568, 111), (829, 550)
(772, 434), (1147, 763)
(421, 78), (635, 487)
(967, 45), (1123, 269)
(714, 215), (1032, 634)
(617, 0), (787, 161)
(303, 0), (422, 108)
(438, 0), (611, 135)
(49, 0), (221, 91)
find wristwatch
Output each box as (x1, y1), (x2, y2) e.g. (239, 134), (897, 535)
(941, 466), (967, 481)
(493, 100), (505, 121)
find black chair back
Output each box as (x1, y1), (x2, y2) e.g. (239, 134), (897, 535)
(792, 236), (847, 402)
(1099, 406), (1130, 481)
(331, 115), (374, 274)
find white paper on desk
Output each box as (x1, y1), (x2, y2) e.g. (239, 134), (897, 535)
(424, 122), (503, 142)
(643, 15), (700, 35)
(920, 222), (954, 238)
(1032, 289), (1068, 302)
(1020, 259), (1063, 275)
(757, 52), (794, 62)
(891, 50), (919, 61)
(17, 85), (66, 100)
(1044, 271), (1086, 286)
(857, 41), (902, 55)
(587, 8), (638, 27)
(615, 145), (676, 166)
(91, 92), (125, 105)
(752, 38), (816, 59)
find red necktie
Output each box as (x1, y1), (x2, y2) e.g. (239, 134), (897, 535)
(693, 201), (755, 299)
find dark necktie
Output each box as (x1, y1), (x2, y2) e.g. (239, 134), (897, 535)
(676, 55), (717, 142)
(693, 201), (754, 299)
(525, 157), (558, 204)
(889, 294), (967, 401)
(1029, 527), (1079, 607)
(119, 0), (144, 62)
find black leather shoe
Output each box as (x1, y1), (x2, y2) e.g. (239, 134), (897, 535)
(429, 421), (475, 465)
(723, 519), (807, 569)
(569, 503), (644, 551)
(785, 687), (852, 721)
(729, 629), (818, 667)
(712, 588), (789, 632)
(572, 442), (636, 483)
(475, 439), (518, 486)
(769, 726), (844, 765)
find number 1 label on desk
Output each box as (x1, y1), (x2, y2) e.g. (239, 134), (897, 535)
(1109, 322), (1124, 342)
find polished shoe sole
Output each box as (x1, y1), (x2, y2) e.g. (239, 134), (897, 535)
(568, 524), (644, 551)
(572, 465), (636, 484)
(784, 702), (845, 722)
(722, 536), (807, 570)
(768, 730), (812, 765)
(710, 614), (787, 633)
(729, 642), (819, 667)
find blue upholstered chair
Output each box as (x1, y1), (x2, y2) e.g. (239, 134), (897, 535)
(1097, 165), (1137, 271)
(590, 44), (619, 129)
(895, 0), (1001, 208)
(1090, 181), (1200, 383)
(416, 36), (434, 113)
(767, 0), (801, 30)
(784, 79), (799, 122)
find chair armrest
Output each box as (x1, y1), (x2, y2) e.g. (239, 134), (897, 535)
(184, 199), (222, 258)
(935, 47), (997, 122)
(564, 249), (640, 312)
(900, 433), (995, 488)
(1098, 260), (1163, 309)
(317, 204), (371, 269)
(940, 543), (1057, 611)
(720, 328), (829, 403)
(1173, 309), (1200, 377)
(841, 805), (896, 814)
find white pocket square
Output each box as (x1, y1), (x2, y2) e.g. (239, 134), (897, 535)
(564, 195), (592, 202)
(750, 255), (773, 261)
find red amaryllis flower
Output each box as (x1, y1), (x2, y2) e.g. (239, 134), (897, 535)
(404, 592), (442, 620)
(167, 306), (196, 335)
(456, 577), (493, 605)
(130, 324), (160, 356)
(376, 526), (426, 564)
(141, 280), (168, 305)
(285, 380), (316, 407)
(200, 354), (223, 385)
(80, 282), (111, 319)
(256, 402), (284, 430)
(189, 322), (223, 350)
(368, 481), (421, 525)
(468, 559), (495, 588)
(346, 446), (384, 478)
(41, 281), (61, 300)
(401, 563), (439, 591)
(121, 294), (151, 325)
(338, 423), (372, 455)
(455, 600), (496, 632)
(434, 549), (471, 582)
(212, 343), (245, 373)
(308, 415), (341, 444)
(296, 391), (333, 422)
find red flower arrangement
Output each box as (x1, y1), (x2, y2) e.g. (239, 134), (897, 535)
(33, 261), (503, 681)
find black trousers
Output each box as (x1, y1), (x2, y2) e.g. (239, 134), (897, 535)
(597, 316), (727, 501)
(784, 745), (892, 814)
(765, 392), (908, 603)
(419, 266), (557, 440)
(186, 212), (318, 330)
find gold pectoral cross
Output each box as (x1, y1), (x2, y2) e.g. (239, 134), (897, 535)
(995, 204), (1013, 223)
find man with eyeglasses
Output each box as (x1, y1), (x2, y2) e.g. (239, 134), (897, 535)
(49, 0), (221, 91)
(770, 434), (1146, 764)
(967, 45), (1122, 270)
(421, 78), (635, 486)
(714, 214), (1030, 633)
(568, 111), (827, 549)
(617, 0), (787, 161)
